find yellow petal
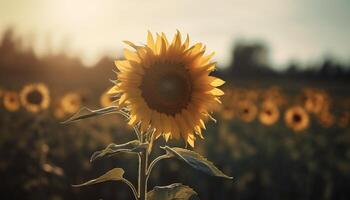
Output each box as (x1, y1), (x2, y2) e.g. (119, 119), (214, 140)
(155, 33), (162, 55)
(188, 43), (203, 55)
(174, 30), (182, 49)
(194, 125), (204, 139)
(163, 132), (171, 142)
(161, 37), (167, 56)
(209, 77), (225, 87)
(115, 60), (132, 72)
(208, 88), (224, 96)
(128, 114), (138, 125)
(199, 119), (206, 130)
(107, 86), (120, 94)
(118, 93), (127, 105)
(198, 52), (215, 65)
(123, 40), (140, 49)
(147, 31), (155, 51)
(124, 49), (140, 62)
(187, 134), (195, 148)
(161, 32), (169, 47)
(183, 34), (190, 49)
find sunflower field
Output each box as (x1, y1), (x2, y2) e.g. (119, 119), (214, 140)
(1, 29), (350, 200)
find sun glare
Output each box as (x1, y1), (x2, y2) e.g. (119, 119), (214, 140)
(47, 0), (102, 29)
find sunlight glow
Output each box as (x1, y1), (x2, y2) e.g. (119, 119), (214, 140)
(0, 0), (349, 67)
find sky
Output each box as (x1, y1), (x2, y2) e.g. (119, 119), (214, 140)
(0, 0), (349, 69)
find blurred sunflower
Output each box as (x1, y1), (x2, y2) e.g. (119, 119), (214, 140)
(284, 106), (309, 132)
(262, 86), (287, 106)
(303, 89), (328, 114)
(259, 100), (280, 126)
(317, 110), (335, 128)
(20, 83), (50, 113)
(100, 90), (117, 107)
(53, 101), (66, 119)
(108, 31), (224, 147)
(61, 92), (81, 114)
(3, 91), (20, 112)
(237, 100), (257, 123)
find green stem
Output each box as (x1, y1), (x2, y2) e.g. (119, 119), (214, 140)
(138, 149), (148, 200)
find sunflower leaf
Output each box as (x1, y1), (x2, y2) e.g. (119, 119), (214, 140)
(62, 106), (120, 124)
(72, 168), (124, 187)
(90, 140), (145, 162)
(161, 146), (233, 180)
(147, 183), (199, 200)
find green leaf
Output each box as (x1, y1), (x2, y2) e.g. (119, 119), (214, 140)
(90, 140), (146, 162)
(161, 146), (233, 180)
(147, 183), (199, 200)
(62, 106), (122, 123)
(72, 168), (124, 187)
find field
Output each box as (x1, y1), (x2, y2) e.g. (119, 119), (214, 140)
(1, 75), (349, 199)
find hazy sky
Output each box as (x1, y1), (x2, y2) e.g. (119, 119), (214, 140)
(0, 0), (349, 69)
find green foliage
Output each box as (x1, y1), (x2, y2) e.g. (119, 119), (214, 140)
(162, 146), (233, 180)
(62, 106), (121, 124)
(73, 168), (124, 187)
(90, 140), (143, 162)
(147, 183), (199, 200)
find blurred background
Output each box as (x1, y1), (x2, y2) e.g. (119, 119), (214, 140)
(0, 0), (349, 199)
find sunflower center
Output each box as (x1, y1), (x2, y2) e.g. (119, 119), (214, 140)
(293, 113), (302, 123)
(265, 110), (272, 116)
(27, 90), (43, 105)
(243, 108), (249, 114)
(70, 99), (79, 106)
(140, 62), (192, 115)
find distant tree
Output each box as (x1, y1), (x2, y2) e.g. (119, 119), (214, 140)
(228, 41), (271, 76)
(0, 28), (17, 53)
(285, 62), (298, 75)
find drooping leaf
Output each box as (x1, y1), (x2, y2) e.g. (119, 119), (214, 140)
(161, 146), (233, 180)
(72, 168), (124, 187)
(90, 141), (146, 162)
(147, 183), (199, 200)
(62, 106), (123, 123)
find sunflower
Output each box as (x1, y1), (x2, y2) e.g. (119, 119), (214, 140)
(237, 99), (257, 123)
(259, 100), (280, 126)
(262, 86), (287, 106)
(20, 83), (50, 113)
(100, 90), (117, 107)
(303, 89), (328, 114)
(284, 106), (309, 132)
(53, 101), (66, 119)
(108, 31), (224, 147)
(3, 91), (20, 112)
(317, 110), (335, 128)
(60, 92), (81, 114)
(220, 105), (235, 120)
